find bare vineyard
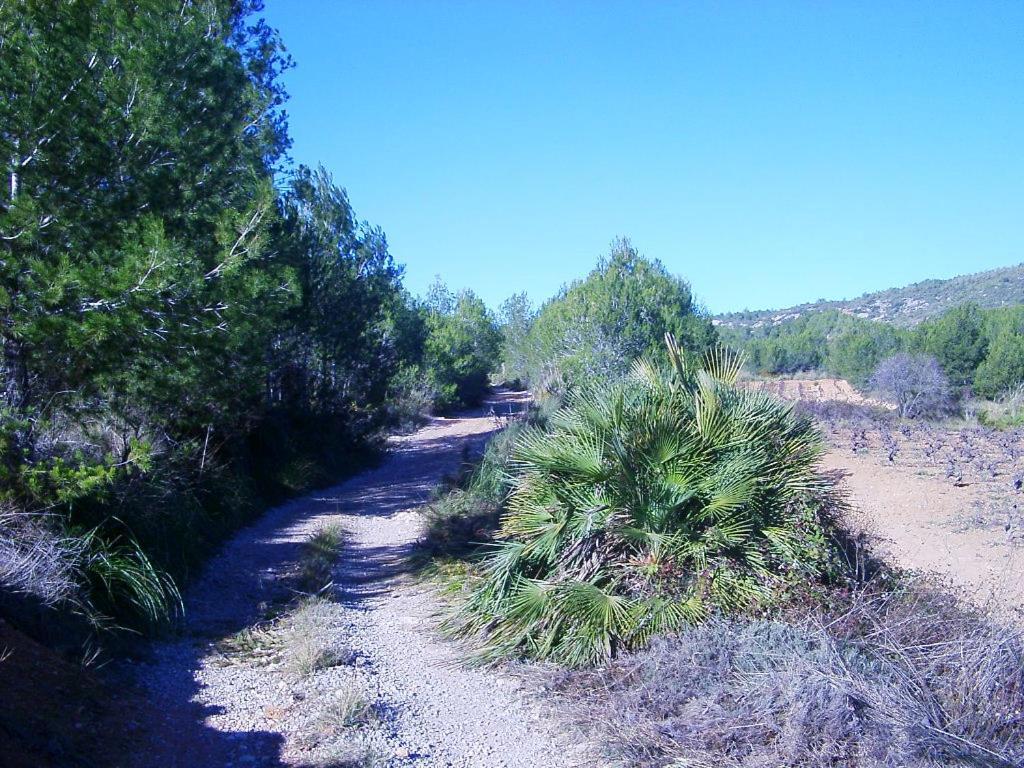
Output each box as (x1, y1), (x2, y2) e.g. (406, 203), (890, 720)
(798, 398), (1024, 540)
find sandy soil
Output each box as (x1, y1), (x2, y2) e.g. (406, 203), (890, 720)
(751, 376), (1023, 615)
(821, 450), (1024, 618)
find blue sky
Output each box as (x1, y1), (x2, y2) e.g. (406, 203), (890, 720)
(262, 1), (1023, 314)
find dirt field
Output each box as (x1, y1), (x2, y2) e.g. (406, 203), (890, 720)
(821, 450), (1024, 612)
(754, 376), (1024, 617)
(745, 376), (891, 408)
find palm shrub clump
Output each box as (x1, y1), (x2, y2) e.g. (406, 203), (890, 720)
(453, 336), (831, 666)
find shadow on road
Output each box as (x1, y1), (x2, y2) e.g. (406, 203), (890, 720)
(108, 391), (523, 767)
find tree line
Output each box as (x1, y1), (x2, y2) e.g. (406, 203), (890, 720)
(720, 303), (1024, 399)
(0, 1), (499, 630)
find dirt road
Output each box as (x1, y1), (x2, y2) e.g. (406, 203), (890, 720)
(125, 392), (589, 768)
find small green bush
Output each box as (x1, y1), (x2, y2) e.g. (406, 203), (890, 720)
(451, 337), (832, 666)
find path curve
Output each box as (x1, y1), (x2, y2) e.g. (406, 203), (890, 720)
(126, 392), (589, 767)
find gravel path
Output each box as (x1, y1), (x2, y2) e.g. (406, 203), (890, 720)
(124, 393), (591, 768)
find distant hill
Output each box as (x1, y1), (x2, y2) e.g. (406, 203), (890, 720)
(715, 263), (1024, 330)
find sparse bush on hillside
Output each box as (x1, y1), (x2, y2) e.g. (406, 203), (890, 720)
(717, 264), (1024, 330)
(979, 384), (1024, 429)
(869, 354), (953, 419)
(75, 526), (182, 628)
(450, 337), (831, 666)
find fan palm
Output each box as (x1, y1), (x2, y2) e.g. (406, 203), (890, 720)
(451, 335), (830, 666)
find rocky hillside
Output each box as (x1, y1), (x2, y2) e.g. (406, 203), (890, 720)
(716, 263), (1024, 329)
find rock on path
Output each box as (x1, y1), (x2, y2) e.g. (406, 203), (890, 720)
(124, 393), (590, 768)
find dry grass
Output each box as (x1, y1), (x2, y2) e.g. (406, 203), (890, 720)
(298, 524), (346, 595)
(546, 582), (1024, 768)
(316, 685), (375, 732)
(0, 511), (83, 606)
(217, 525), (352, 677)
(309, 744), (382, 768)
(284, 597), (354, 677)
(214, 621), (283, 666)
(298, 686), (382, 768)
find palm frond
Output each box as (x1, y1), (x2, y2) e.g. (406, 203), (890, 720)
(702, 344), (745, 386)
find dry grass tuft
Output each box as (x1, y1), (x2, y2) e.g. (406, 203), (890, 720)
(298, 524), (346, 595)
(214, 621), (283, 666)
(316, 685), (375, 732)
(284, 597), (354, 677)
(0, 511), (84, 606)
(309, 743), (381, 768)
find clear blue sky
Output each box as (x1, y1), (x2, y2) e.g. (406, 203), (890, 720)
(262, 1), (1023, 314)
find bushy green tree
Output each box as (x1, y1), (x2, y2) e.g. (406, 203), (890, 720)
(914, 304), (988, 387)
(747, 331), (824, 375)
(0, 1), (426, 628)
(523, 238), (716, 390)
(1, 0), (291, 404)
(423, 281), (501, 410)
(974, 333), (1024, 399)
(498, 292), (534, 385)
(274, 166), (405, 423)
(826, 324), (905, 387)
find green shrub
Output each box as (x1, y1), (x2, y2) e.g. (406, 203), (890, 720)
(974, 332), (1024, 399)
(387, 366), (437, 430)
(914, 303), (989, 387)
(76, 526), (182, 629)
(422, 282), (502, 410)
(451, 337), (831, 666)
(520, 239), (717, 392)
